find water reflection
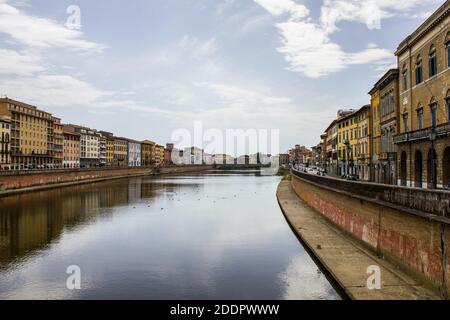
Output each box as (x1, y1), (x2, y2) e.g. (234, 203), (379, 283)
(0, 173), (341, 300)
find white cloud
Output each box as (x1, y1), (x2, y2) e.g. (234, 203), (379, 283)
(254, 0), (438, 78)
(275, 20), (393, 78)
(0, 49), (44, 75)
(0, 74), (113, 107)
(197, 82), (292, 107)
(320, 0), (442, 33)
(0, 2), (105, 51)
(254, 0), (309, 19)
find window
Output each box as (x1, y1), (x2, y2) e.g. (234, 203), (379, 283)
(447, 99), (450, 123)
(415, 60), (423, 84)
(417, 109), (424, 130)
(447, 41), (450, 67)
(403, 113), (409, 132)
(402, 68), (408, 91)
(430, 103), (437, 127)
(429, 50), (437, 78)
(390, 93), (396, 113)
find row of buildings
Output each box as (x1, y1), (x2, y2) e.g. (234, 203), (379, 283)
(0, 97), (275, 170)
(311, 1), (450, 189)
(0, 98), (169, 170)
(288, 144), (312, 167)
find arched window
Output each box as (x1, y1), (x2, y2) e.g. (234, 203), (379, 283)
(416, 103), (424, 130)
(446, 32), (450, 68)
(415, 55), (423, 84)
(403, 112), (409, 132)
(415, 150), (423, 188)
(400, 151), (407, 186)
(446, 90), (450, 123)
(390, 92), (396, 113)
(402, 65), (408, 91)
(429, 45), (437, 78)
(444, 147), (450, 188)
(430, 97), (438, 128)
(427, 148), (437, 189)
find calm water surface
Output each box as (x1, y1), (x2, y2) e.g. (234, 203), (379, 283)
(0, 172), (341, 299)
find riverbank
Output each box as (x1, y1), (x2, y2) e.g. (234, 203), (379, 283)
(276, 180), (439, 300)
(0, 165), (214, 197)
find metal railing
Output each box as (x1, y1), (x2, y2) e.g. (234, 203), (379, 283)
(394, 123), (450, 144)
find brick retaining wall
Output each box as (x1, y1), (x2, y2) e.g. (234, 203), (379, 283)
(0, 165), (214, 194)
(291, 170), (449, 298)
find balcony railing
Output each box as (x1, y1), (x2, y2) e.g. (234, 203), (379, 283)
(394, 123), (450, 144)
(357, 154), (369, 160)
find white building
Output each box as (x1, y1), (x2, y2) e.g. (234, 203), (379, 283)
(203, 153), (214, 165)
(65, 125), (100, 167)
(128, 140), (141, 167)
(99, 134), (107, 167)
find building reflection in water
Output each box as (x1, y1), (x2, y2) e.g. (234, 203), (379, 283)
(0, 177), (166, 268)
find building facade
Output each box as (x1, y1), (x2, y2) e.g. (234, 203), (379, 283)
(113, 137), (128, 167)
(324, 121), (338, 175)
(0, 115), (11, 169)
(99, 134), (107, 167)
(164, 143), (174, 165)
(99, 131), (114, 167)
(141, 140), (155, 166)
(128, 140), (141, 167)
(289, 145), (312, 167)
(0, 98), (53, 169)
(369, 69), (400, 185)
(155, 145), (164, 166)
(65, 125), (101, 167)
(63, 130), (80, 168)
(355, 105), (371, 181)
(394, 2), (450, 189)
(52, 117), (64, 168)
(337, 111), (358, 177)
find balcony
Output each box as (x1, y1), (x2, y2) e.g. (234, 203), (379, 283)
(358, 154), (369, 160)
(379, 152), (397, 161)
(394, 123), (450, 144)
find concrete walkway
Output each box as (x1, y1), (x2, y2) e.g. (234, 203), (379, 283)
(277, 180), (440, 300)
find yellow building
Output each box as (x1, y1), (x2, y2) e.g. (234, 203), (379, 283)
(0, 98), (53, 169)
(369, 82), (381, 183)
(141, 140), (155, 166)
(0, 115), (11, 169)
(113, 137), (128, 167)
(155, 144), (164, 166)
(369, 69), (399, 185)
(324, 120), (338, 175)
(52, 117), (64, 168)
(63, 130), (80, 168)
(355, 105), (371, 181)
(394, 1), (450, 189)
(336, 110), (358, 177)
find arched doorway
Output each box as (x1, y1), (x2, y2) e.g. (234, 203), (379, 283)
(414, 150), (423, 188)
(443, 147), (450, 188)
(427, 148), (437, 189)
(400, 151), (407, 186)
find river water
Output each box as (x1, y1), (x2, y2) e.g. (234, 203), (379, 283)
(0, 171), (341, 300)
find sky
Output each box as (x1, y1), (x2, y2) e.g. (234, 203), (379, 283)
(0, 0), (445, 154)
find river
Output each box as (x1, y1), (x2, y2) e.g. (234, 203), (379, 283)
(0, 171), (342, 300)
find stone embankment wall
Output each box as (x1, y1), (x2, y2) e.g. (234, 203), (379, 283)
(291, 169), (450, 298)
(0, 165), (214, 195)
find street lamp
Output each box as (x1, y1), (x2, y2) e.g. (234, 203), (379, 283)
(344, 139), (351, 177)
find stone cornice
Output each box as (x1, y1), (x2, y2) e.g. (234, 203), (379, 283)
(396, 1), (450, 56)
